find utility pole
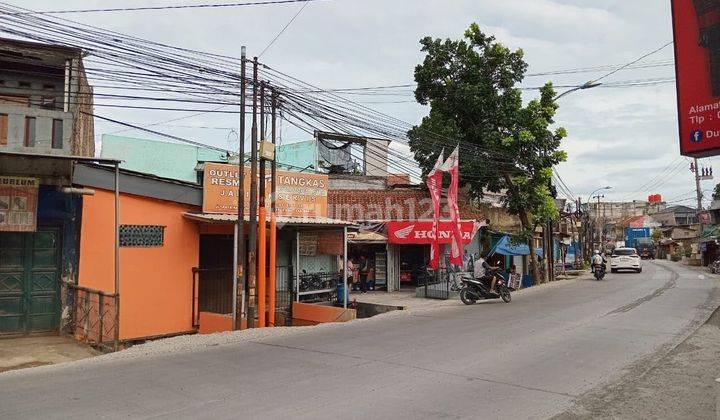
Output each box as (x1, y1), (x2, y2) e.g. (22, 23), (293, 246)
(247, 57), (259, 328)
(268, 88), (278, 326)
(593, 194), (605, 251)
(695, 157), (703, 216)
(235, 46), (247, 330)
(257, 82), (267, 328)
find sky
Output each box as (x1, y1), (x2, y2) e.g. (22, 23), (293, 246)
(5, 0), (710, 207)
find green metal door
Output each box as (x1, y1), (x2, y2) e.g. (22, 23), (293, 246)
(0, 228), (61, 334)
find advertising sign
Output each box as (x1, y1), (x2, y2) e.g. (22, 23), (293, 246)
(0, 176), (39, 232)
(387, 220), (477, 245)
(672, 0), (720, 156)
(202, 163), (328, 217)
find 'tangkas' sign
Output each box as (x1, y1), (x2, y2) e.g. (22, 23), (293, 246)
(202, 163), (328, 217)
(672, 0), (720, 157)
(387, 221), (479, 245)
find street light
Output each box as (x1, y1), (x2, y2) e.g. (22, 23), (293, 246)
(554, 80), (603, 101)
(586, 186), (613, 206)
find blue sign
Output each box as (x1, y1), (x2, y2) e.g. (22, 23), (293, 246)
(691, 130), (704, 143)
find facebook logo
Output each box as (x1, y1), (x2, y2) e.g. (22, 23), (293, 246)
(691, 130), (704, 142)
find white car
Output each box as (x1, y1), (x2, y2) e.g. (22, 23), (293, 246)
(610, 247), (642, 273)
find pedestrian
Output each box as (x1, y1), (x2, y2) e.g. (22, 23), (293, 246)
(359, 255), (370, 293)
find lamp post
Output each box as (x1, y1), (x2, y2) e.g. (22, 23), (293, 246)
(586, 186), (612, 254)
(555, 81), (603, 101)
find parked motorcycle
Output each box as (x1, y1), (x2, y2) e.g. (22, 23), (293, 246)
(711, 258), (720, 275)
(459, 270), (511, 304)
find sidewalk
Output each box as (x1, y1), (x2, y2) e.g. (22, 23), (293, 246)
(351, 273), (591, 311)
(0, 336), (100, 373)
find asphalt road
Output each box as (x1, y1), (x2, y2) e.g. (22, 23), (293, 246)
(1, 261), (718, 420)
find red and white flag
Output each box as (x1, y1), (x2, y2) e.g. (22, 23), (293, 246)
(426, 150), (444, 269)
(441, 146), (463, 266)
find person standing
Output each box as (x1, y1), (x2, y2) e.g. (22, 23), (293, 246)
(359, 255), (370, 293)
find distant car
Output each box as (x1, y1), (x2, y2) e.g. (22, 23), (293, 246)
(610, 247), (642, 273)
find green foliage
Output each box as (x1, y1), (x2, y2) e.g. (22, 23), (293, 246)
(651, 228), (663, 242)
(713, 183), (720, 201)
(408, 23), (567, 230)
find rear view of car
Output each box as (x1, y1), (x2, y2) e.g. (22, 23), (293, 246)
(611, 248), (642, 273)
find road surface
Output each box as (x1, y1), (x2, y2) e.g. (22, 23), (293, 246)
(1, 261), (718, 419)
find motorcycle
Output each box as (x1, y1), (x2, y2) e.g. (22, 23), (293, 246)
(459, 270), (511, 305)
(711, 258), (720, 275)
(592, 264), (605, 281)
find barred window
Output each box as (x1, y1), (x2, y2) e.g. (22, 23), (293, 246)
(119, 225), (165, 247)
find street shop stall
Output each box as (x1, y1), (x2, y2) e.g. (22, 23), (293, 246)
(488, 234), (543, 289)
(386, 220), (481, 291)
(347, 230), (388, 291)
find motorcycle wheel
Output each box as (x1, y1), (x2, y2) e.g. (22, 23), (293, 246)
(459, 287), (477, 305)
(499, 286), (511, 303)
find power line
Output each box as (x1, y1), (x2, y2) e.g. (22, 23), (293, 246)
(258, 0), (310, 57)
(5, 0), (324, 15)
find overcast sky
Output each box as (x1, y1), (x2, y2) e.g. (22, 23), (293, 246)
(8, 0), (709, 207)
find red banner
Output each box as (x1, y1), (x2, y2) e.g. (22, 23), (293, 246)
(442, 147), (464, 266)
(387, 221), (477, 245)
(672, 0), (720, 157)
(426, 152), (444, 269)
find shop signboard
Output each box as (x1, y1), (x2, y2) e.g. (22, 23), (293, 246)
(0, 176), (39, 232)
(672, 0), (720, 156)
(387, 220), (477, 245)
(202, 162), (328, 217)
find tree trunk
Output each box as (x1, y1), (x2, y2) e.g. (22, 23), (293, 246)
(518, 209), (543, 285)
(502, 172), (544, 285)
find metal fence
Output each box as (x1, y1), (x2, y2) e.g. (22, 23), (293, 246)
(65, 283), (118, 351)
(417, 268), (468, 300)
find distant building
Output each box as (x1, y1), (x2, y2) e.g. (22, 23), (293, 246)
(0, 37), (94, 156)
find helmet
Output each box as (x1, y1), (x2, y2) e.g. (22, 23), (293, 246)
(594, 250), (600, 255)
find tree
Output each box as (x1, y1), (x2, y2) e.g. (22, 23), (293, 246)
(713, 183), (720, 201)
(408, 23), (567, 284)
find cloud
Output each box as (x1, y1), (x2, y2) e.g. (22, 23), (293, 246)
(6, 0), (689, 204)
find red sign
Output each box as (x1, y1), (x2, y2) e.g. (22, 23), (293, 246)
(673, 1), (720, 157)
(387, 221), (477, 245)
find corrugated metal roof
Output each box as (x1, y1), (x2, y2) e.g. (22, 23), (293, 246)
(183, 212), (356, 227)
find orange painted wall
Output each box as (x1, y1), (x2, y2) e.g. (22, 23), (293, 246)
(292, 302), (356, 325)
(198, 311), (233, 334)
(79, 189), (199, 340)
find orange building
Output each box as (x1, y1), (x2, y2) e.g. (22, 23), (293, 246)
(72, 163), (355, 345)
(74, 164), (202, 342)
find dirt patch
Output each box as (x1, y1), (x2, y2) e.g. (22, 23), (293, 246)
(0, 336), (100, 374)
(554, 307), (720, 419)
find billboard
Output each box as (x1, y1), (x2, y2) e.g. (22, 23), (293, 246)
(202, 162), (328, 217)
(0, 176), (38, 232)
(673, 0), (720, 156)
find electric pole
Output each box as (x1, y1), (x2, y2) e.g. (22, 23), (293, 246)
(235, 46), (246, 330)
(592, 194), (605, 251)
(247, 57), (259, 328)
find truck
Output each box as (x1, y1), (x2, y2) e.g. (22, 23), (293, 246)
(624, 227), (655, 259)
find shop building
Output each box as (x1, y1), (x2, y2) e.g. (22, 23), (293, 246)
(328, 187), (487, 292)
(67, 161), (354, 344)
(0, 153), (119, 336)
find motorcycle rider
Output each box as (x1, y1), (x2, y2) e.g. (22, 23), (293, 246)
(591, 250), (606, 276)
(473, 252), (497, 294)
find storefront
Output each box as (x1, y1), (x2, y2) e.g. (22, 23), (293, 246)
(0, 152), (119, 337)
(347, 231), (388, 291)
(385, 220), (481, 291)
